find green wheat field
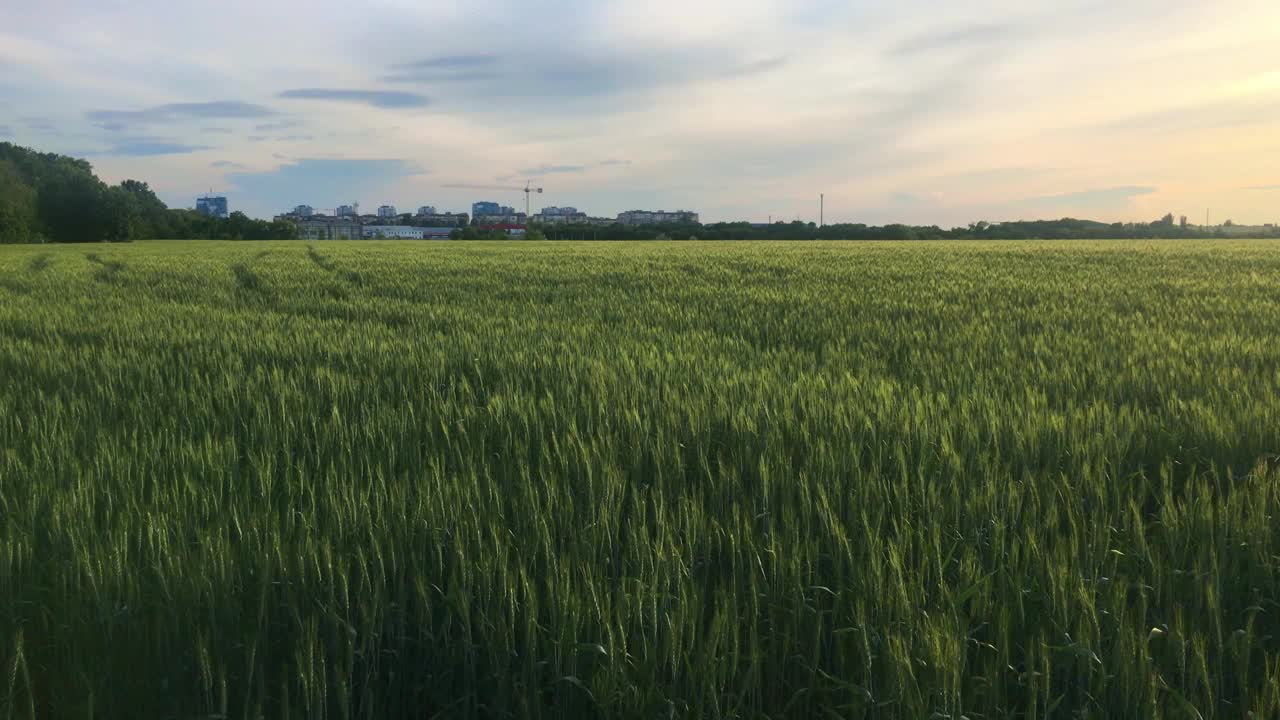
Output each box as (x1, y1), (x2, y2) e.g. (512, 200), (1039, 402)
(2, 240), (1279, 719)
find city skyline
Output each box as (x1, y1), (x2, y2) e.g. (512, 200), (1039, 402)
(2, 0), (1278, 225)
(275, 201), (700, 225)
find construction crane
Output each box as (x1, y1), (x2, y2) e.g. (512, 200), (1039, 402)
(522, 182), (544, 219)
(443, 181), (544, 223)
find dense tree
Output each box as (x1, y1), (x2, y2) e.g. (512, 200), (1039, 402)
(0, 158), (38, 243)
(99, 185), (139, 243)
(0, 142), (299, 243)
(36, 162), (110, 242)
(117, 179), (176, 238)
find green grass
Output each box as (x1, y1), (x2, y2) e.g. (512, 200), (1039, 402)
(2, 239), (1279, 718)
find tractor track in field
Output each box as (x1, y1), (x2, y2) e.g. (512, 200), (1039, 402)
(2, 254), (66, 295)
(85, 253), (127, 284)
(0, 273), (30, 295)
(231, 263), (269, 295)
(27, 253), (53, 273)
(230, 248), (281, 298)
(307, 245), (366, 298)
(306, 245), (336, 272)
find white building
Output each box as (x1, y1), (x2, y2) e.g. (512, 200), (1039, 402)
(362, 225), (426, 239)
(416, 205), (437, 216)
(377, 205), (398, 219)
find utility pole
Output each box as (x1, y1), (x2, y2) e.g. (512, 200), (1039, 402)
(820, 194), (825, 228)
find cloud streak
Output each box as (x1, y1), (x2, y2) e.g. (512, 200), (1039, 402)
(520, 164), (587, 176)
(87, 101), (275, 130)
(100, 139), (213, 156)
(22, 117), (56, 132)
(1030, 186), (1158, 207)
(1098, 97), (1280, 134)
(386, 54), (501, 81)
(398, 54), (497, 70)
(721, 56), (789, 78)
(890, 24), (1010, 56)
(378, 47), (794, 108)
(254, 120), (304, 132)
(277, 89), (431, 109)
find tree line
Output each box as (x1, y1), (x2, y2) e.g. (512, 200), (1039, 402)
(535, 217), (1280, 241)
(0, 142), (296, 243)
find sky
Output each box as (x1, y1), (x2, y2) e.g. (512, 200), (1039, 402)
(1, 0), (1278, 225)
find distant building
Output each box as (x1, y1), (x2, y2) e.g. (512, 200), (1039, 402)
(336, 205), (357, 217)
(377, 205), (397, 219)
(475, 212), (528, 225)
(293, 204), (315, 217)
(196, 195), (229, 219)
(533, 206), (589, 225)
(297, 218), (361, 240)
(472, 201), (501, 216)
(1217, 223), (1278, 237)
(475, 222), (529, 236)
(416, 205), (438, 216)
(617, 210), (700, 225)
(362, 225), (428, 239)
(472, 201), (517, 217)
(363, 224), (458, 238)
(416, 212), (469, 228)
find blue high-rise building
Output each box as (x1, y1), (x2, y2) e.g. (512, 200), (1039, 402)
(196, 195), (229, 219)
(472, 201), (501, 216)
